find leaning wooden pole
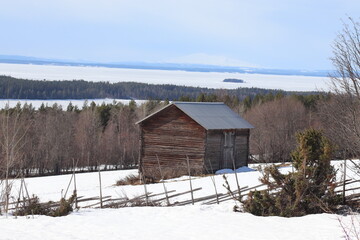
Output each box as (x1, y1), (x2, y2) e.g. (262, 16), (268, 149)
(73, 159), (78, 208)
(21, 177), (33, 218)
(64, 173), (74, 198)
(207, 159), (219, 204)
(22, 177), (31, 202)
(98, 168), (103, 208)
(156, 155), (170, 206)
(231, 153), (241, 196)
(186, 155), (194, 205)
(141, 166), (149, 206)
(14, 177), (24, 217)
(343, 158), (347, 205)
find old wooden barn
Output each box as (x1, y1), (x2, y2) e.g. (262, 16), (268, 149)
(136, 102), (254, 179)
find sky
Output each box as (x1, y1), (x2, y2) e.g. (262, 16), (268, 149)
(1, 0), (360, 70)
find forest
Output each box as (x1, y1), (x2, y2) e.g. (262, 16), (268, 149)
(0, 90), (347, 178)
(0, 75), (316, 100)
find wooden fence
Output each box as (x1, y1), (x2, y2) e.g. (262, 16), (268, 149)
(2, 159), (360, 214)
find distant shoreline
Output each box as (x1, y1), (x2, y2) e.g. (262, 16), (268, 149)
(0, 57), (331, 78)
(0, 63), (330, 92)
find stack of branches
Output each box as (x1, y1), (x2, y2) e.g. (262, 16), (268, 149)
(13, 192), (76, 217)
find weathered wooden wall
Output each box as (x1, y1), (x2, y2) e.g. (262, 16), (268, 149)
(204, 131), (222, 171)
(234, 129), (250, 168)
(140, 105), (206, 179)
(204, 129), (250, 172)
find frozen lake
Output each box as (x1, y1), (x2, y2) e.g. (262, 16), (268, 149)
(0, 63), (330, 91)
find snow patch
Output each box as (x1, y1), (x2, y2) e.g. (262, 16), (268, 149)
(215, 166), (256, 174)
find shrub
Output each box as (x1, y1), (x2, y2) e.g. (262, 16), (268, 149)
(14, 195), (48, 216)
(242, 128), (342, 217)
(50, 194), (76, 217)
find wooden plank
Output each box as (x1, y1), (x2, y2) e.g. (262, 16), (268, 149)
(175, 193), (226, 206)
(152, 188), (202, 204)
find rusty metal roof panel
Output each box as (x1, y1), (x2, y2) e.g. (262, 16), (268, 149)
(173, 102), (254, 130)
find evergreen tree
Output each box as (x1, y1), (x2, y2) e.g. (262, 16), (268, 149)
(242, 96), (252, 111)
(66, 102), (74, 112)
(242, 128), (340, 217)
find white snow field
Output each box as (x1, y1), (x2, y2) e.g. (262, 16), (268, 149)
(0, 63), (330, 91)
(1, 162), (359, 240)
(0, 99), (147, 110)
(0, 207), (349, 240)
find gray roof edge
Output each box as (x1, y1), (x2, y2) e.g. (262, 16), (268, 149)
(172, 101), (224, 105)
(135, 102), (209, 130)
(135, 102), (222, 125)
(136, 101), (254, 130)
(135, 103), (173, 125)
(174, 102), (254, 130)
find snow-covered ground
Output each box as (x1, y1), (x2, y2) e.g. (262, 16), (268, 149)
(0, 207), (350, 240)
(0, 63), (330, 91)
(1, 161), (359, 240)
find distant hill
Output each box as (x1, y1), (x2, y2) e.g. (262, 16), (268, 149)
(0, 54), (332, 77)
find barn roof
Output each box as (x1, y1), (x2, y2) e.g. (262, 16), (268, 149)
(136, 102), (254, 130)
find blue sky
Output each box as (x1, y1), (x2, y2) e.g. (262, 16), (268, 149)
(1, 0), (360, 70)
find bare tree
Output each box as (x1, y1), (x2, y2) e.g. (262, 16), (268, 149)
(75, 105), (100, 171)
(331, 17), (360, 99)
(320, 17), (360, 158)
(318, 94), (360, 158)
(244, 97), (309, 162)
(0, 104), (30, 215)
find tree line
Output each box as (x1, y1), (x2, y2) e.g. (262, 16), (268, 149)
(0, 88), (357, 178)
(0, 100), (161, 178)
(0, 91), (333, 178)
(0, 75), (317, 100)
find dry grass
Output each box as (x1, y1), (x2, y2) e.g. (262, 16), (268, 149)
(115, 174), (141, 186)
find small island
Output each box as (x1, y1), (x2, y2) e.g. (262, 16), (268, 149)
(223, 78), (245, 83)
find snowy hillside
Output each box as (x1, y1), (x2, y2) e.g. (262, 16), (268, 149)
(1, 162), (359, 240)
